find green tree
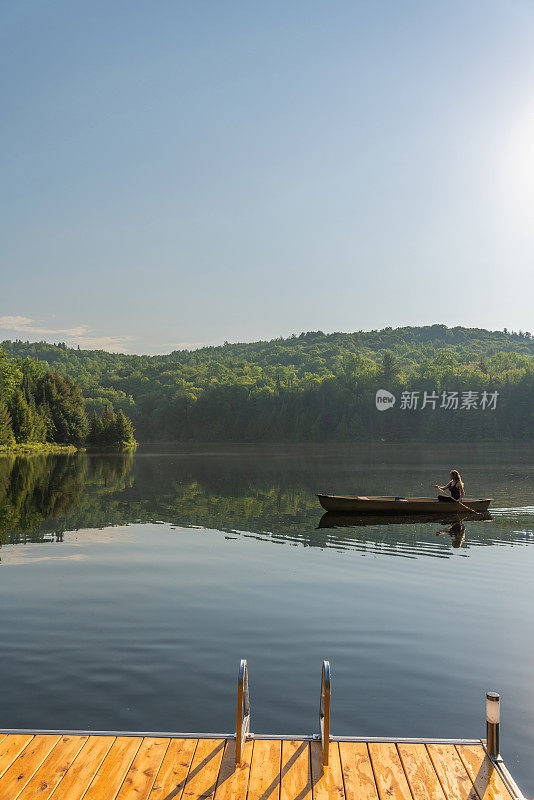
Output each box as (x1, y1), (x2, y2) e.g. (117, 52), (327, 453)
(88, 411), (104, 446)
(115, 409), (136, 448)
(100, 405), (117, 445)
(0, 347), (22, 402)
(381, 351), (400, 383)
(0, 402), (14, 446)
(37, 373), (89, 445)
(10, 390), (33, 443)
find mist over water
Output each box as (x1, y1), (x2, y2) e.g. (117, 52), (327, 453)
(0, 443), (533, 792)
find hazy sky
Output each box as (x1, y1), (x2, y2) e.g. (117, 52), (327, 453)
(2, 0), (533, 353)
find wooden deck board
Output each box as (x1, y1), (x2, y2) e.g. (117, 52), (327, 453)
(16, 735), (89, 800)
(247, 739), (281, 800)
(115, 737), (169, 800)
(310, 740), (345, 800)
(0, 734), (34, 782)
(181, 737), (225, 800)
(0, 735), (523, 800)
(0, 734), (61, 800)
(455, 745), (514, 800)
(280, 740), (312, 800)
(148, 737), (198, 800)
(214, 738), (253, 799)
(369, 742), (414, 800)
(339, 741), (379, 800)
(83, 736), (143, 800)
(426, 744), (478, 800)
(48, 735), (116, 800)
(397, 743), (447, 800)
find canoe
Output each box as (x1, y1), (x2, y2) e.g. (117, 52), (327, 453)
(316, 494), (492, 514)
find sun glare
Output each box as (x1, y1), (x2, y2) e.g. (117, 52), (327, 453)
(499, 107), (534, 230)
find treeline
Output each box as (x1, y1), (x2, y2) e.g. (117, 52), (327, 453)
(0, 348), (136, 450)
(2, 325), (534, 441)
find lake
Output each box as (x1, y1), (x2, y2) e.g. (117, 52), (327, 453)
(0, 443), (532, 793)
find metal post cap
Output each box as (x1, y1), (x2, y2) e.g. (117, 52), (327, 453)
(486, 692), (500, 701)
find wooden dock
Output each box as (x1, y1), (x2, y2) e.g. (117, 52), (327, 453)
(0, 732), (525, 800)
(0, 663), (525, 799)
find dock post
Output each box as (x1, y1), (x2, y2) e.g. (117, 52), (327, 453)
(486, 691), (500, 759)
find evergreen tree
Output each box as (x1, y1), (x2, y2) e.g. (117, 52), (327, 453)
(88, 411), (104, 446)
(27, 396), (48, 442)
(381, 351), (399, 383)
(86, 407), (136, 448)
(0, 402), (14, 446)
(100, 405), (117, 445)
(0, 347), (22, 400)
(10, 389), (32, 443)
(37, 373), (89, 445)
(115, 409), (136, 447)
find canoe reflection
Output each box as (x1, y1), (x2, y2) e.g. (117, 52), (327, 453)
(318, 511), (492, 528)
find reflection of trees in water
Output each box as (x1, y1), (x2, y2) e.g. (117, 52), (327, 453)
(0, 455), (85, 539)
(0, 451), (532, 551)
(0, 453), (134, 543)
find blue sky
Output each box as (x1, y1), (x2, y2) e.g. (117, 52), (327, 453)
(1, 0), (533, 353)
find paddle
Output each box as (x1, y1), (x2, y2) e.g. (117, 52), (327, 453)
(434, 485), (485, 517)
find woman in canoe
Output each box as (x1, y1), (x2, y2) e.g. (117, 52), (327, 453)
(435, 469), (465, 502)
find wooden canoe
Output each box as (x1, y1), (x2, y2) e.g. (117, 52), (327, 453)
(316, 494), (492, 513)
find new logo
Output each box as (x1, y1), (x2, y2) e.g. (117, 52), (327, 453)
(375, 389), (396, 411)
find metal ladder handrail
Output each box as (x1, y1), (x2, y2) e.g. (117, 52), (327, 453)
(235, 659), (250, 764)
(319, 660), (331, 766)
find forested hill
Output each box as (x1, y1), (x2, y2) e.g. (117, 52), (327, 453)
(3, 325), (534, 442)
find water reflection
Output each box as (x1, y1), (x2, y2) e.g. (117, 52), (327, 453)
(318, 510), (491, 527)
(318, 510), (495, 550)
(0, 453), (134, 544)
(0, 447), (533, 558)
(435, 520), (466, 548)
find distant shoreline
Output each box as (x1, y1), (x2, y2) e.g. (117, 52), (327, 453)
(0, 443), (138, 456)
(0, 443), (80, 455)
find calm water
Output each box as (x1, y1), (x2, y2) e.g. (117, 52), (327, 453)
(0, 444), (533, 791)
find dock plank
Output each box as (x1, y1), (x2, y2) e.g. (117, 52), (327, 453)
(214, 738), (253, 799)
(247, 739), (281, 800)
(16, 735), (89, 800)
(310, 740), (345, 800)
(0, 734), (34, 781)
(426, 744), (478, 800)
(339, 741), (379, 800)
(0, 734), (61, 799)
(83, 736), (143, 800)
(398, 744), (446, 800)
(368, 743), (414, 800)
(280, 740), (312, 800)
(115, 737), (169, 800)
(181, 737), (226, 800)
(0, 734), (524, 800)
(456, 745), (514, 800)
(48, 736), (116, 800)
(148, 738), (197, 800)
